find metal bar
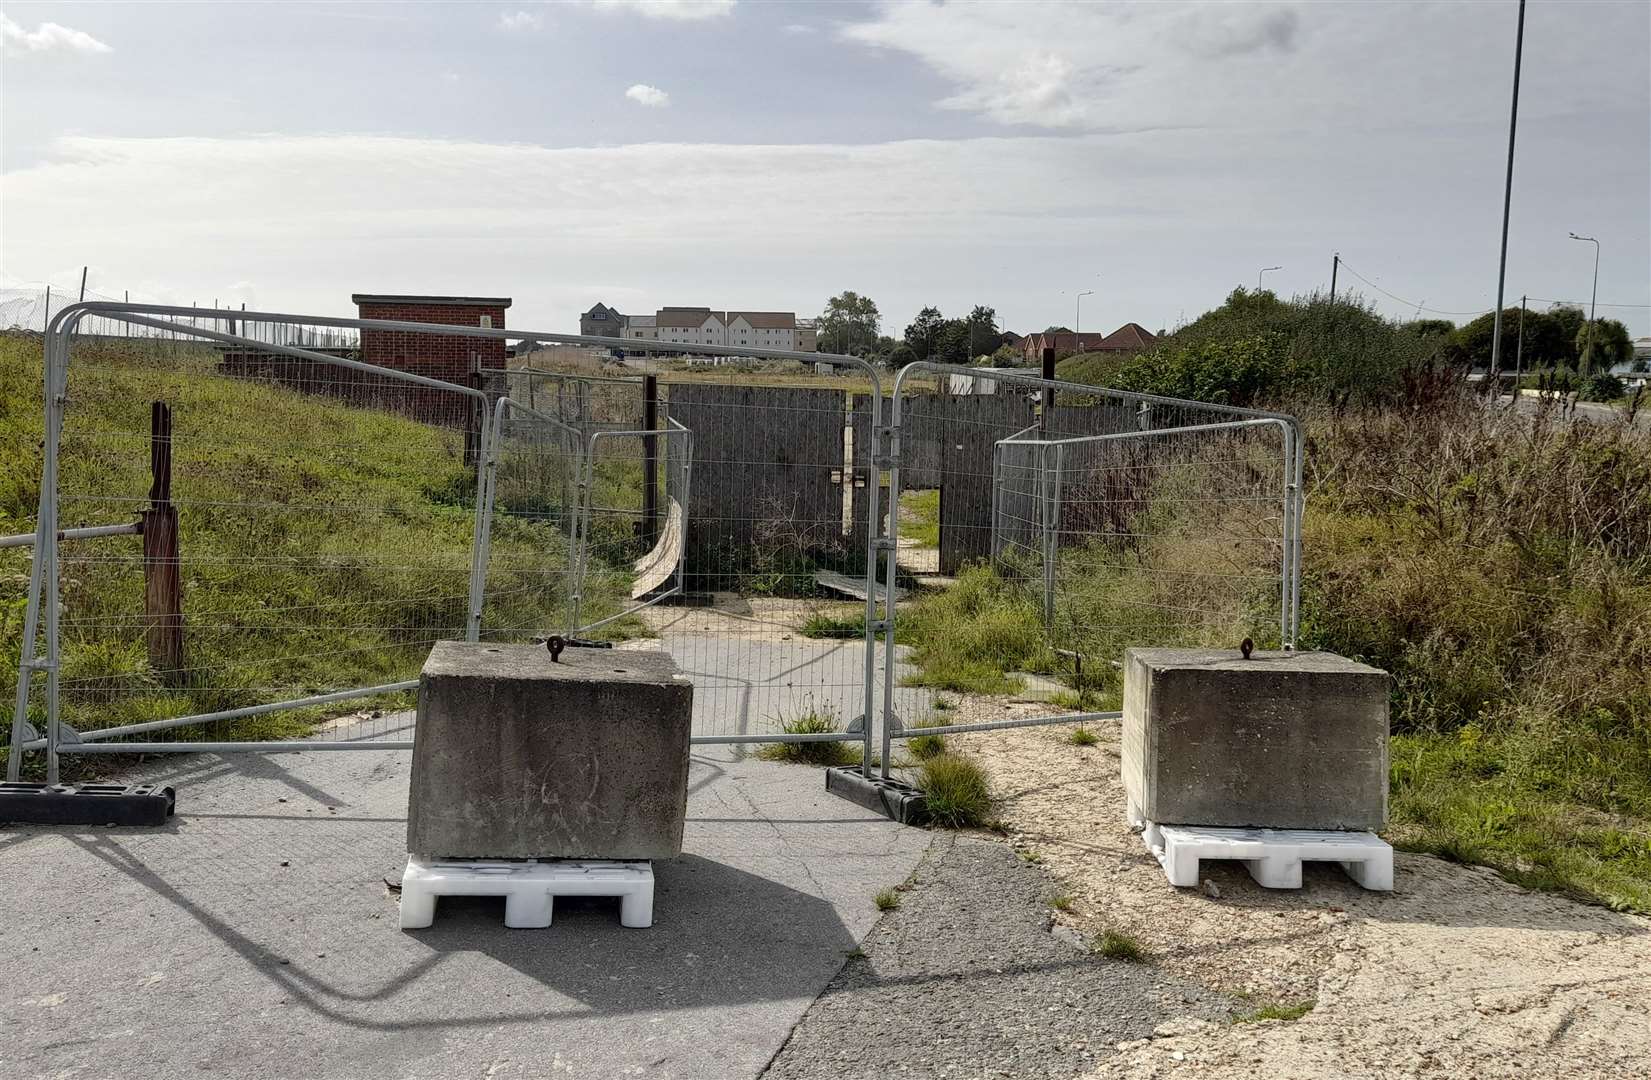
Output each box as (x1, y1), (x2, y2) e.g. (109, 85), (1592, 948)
(60, 741), (415, 754)
(16, 681), (420, 750)
(689, 731), (866, 746)
(996, 416), (1289, 447)
(860, 393), (882, 779)
(892, 711), (1121, 740)
(0, 522), (141, 549)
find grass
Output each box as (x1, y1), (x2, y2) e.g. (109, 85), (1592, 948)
(898, 488), (941, 548)
(873, 887), (901, 912)
(1234, 1001), (1315, 1024)
(1, 336), (640, 779)
(1049, 893), (1075, 912)
(1093, 928), (1147, 962)
(915, 751), (993, 828)
(754, 708), (862, 767)
(1067, 725), (1099, 746)
(906, 715), (950, 760)
(799, 610), (872, 639)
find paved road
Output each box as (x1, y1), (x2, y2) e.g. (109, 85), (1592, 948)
(0, 747), (930, 1080)
(1504, 392), (1650, 429)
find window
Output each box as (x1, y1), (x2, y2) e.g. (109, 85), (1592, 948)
(479, 315), (493, 329)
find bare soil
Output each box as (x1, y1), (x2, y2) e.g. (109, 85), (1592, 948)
(944, 711), (1651, 1079)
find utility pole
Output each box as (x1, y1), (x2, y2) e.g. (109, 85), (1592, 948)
(1513, 294), (1527, 391)
(1330, 253), (1339, 303)
(1569, 232), (1600, 373)
(1489, 0), (1526, 380)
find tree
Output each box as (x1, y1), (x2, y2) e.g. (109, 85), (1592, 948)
(818, 291), (881, 355)
(1451, 308), (1573, 371)
(1576, 317), (1633, 374)
(934, 319), (972, 366)
(903, 306), (945, 361)
(964, 305), (999, 358)
(1406, 319), (1456, 338)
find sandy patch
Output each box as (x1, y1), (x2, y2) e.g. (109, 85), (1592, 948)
(946, 719), (1651, 1080)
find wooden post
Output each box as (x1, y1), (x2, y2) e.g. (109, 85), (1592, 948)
(642, 375), (660, 547)
(1040, 346), (1056, 435)
(141, 402), (184, 682)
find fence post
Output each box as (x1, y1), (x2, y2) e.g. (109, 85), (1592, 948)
(1040, 347), (1055, 435)
(642, 374), (660, 547)
(465, 356), (483, 467)
(141, 402), (184, 682)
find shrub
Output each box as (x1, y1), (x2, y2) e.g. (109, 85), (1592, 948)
(873, 888), (901, 912)
(916, 752), (993, 828)
(1067, 726), (1099, 746)
(1577, 372), (1626, 402)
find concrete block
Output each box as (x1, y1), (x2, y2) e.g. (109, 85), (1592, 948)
(408, 642), (694, 859)
(1122, 648), (1390, 831)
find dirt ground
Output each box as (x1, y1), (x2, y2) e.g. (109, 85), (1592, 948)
(945, 709), (1651, 1080)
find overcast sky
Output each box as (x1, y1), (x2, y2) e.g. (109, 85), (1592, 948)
(3, 0), (1647, 338)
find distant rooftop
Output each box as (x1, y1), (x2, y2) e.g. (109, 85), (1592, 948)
(352, 294), (513, 308)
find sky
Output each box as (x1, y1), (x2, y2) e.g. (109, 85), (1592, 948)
(2, 0), (1648, 339)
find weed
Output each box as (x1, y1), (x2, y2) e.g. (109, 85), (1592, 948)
(931, 697), (956, 711)
(1049, 893), (1075, 913)
(799, 611), (868, 639)
(755, 708), (861, 767)
(873, 888), (901, 912)
(1018, 849), (1043, 864)
(1094, 928), (1147, 962)
(1234, 1001), (1314, 1024)
(915, 752), (993, 828)
(907, 716), (950, 761)
(1067, 726), (1099, 747)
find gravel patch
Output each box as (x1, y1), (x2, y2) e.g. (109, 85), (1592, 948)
(763, 833), (1231, 1079)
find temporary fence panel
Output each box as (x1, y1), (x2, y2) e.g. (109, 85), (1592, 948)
(6, 307), (494, 779)
(7, 304), (891, 781)
(567, 419), (693, 636)
(875, 363), (1302, 771)
(475, 397), (589, 646)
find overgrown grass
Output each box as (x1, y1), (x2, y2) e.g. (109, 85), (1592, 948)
(898, 488), (941, 548)
(873, 887), (901, 912)
(1, 337), (640, 779)
(915, 751), (993, 828)
(1067, 726), (1099, 746)
(754, 708), (862, 767)
(1094, 928), (1147, 962)
(1049, 893), (1075, 912)
(897, 566), (1051, 694)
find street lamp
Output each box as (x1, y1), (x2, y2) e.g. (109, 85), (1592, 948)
(1568, 232), (1600, 373)
(1075, 289), (1094, 337)
(1258, 266), (1282, 292)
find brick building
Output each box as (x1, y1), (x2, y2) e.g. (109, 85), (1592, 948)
(352, 294), (512, 429)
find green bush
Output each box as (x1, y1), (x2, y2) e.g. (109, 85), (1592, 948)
(1577, 372), (1626, 402)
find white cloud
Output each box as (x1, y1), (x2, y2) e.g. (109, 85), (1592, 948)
(781, 24), (816, 36)
(496, 10), (544, 33)
(625, 83), (670, 107)
(591, 1), (735, 22)
(1, 13), (113, 54)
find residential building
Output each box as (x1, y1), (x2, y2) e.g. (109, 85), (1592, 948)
(580, 302), (628, 338)
(610, 304), (816, 357)
(1020, 322), (1156, 363)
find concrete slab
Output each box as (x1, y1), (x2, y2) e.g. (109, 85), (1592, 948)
(0, 729), (931, 1080)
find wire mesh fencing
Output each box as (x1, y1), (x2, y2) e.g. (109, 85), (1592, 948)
(874, 364), (1302, 761)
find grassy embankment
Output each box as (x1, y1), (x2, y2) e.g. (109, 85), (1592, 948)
(1, 336), (640, 778)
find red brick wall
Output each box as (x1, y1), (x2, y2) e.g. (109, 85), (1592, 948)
(356, 301), (508, 385)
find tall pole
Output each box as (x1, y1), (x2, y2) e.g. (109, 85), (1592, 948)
(1569, 232), (1600, 373)
(1075, 289), (1094, 339)
(78, 266), (87, 302)
(1330, 253), (1339, 303)
(1513, 294), (1527, 390)
(1258, 266), (1282, 291)
(1489, 0), (1526, 380)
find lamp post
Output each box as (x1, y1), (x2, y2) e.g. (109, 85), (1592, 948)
(1568, 232), (1600, 373)
(1075, 289), (1094, 338)
(1258, 266), (1282, 292)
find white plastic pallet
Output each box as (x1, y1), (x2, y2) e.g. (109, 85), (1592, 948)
(399, 857), (654, 929)
(1128, 803), (1392, 891)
